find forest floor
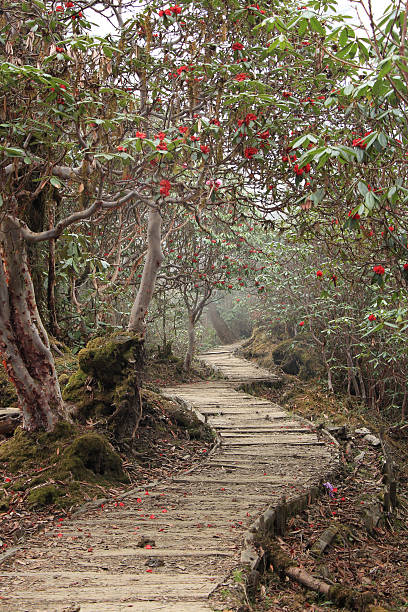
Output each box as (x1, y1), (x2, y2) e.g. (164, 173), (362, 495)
(240, 349), (408, 611)
(0, 344), (335, 611)
(0, 353), (213, 553)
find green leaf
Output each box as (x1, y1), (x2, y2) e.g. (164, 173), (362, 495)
(357, 181), (368, 196)
(339, 27), (348, 46)
(4, 147), (25, 157)
(50, 177), (62, 189)
(310, 17), (325, 36)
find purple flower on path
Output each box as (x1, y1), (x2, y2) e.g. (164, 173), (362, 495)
(323, 482), (335, 497)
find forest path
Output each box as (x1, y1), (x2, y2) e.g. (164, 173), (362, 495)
(0, 344), (335, 611)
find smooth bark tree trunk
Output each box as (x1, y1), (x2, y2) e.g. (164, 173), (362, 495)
(207, 302), (236, 344)
(0, 217), (68, 432)
(128, 208), (164, 335)
(183, 314), (196, 371)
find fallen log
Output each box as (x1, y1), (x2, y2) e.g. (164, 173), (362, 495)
(268, 540), (388, 612)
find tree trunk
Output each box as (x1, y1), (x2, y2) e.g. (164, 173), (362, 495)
(0, 217), (68, 432)
(207, 302), (236, 344)
(47, 207), (61, 338)
(128, 207), (164, 335)
(183, 314), (196, 370)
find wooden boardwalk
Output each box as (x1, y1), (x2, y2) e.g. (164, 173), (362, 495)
(0, 344), (335, 611)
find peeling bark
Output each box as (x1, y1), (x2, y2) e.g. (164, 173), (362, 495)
(128, 208), (164, 335)
(0, 218), (68, 432)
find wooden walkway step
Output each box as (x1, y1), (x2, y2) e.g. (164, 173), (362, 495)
(0, 343), (336, 611)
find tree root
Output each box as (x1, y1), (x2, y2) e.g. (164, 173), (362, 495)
(268, 540), (389, 611)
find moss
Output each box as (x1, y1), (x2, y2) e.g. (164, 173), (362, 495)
(62, 433), (128, 482)
(272, 338), (321, 380)
(78, 332), (143, 388)
(0, 366), (18, 407)
(328, 585), (374, 610)
(62, 368), (89, 403)
(27, 484), (62, 508)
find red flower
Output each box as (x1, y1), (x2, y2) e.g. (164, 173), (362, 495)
(232, 42), (244, 51)
(156, 142), (167, 151)
(117, 146), (127, 152)
(177, 65), (189, 75)
(56, 46), (64, 52)
(179, 126), (188, 133)
(373, 264), (385, 275)
(258, 130), (270, 140)
(299, 321), (305, 327)
(66, 1), (74, 6)
(244, 147), (258, 159)
(244, 112), (257, 124)
(348, 211), (360, 220)
(135, 131), (146, 139)
(388, 225), (394, 231)
(235, 73), (250, 81)
(210, 119), (220, 126)
(316, 270), (323, 278)
(191, 135), (200, 141)
(368, 314), (376, 321)
(404, 263), (408, 270)
(170, 5), (182, 13)
(200, 145), (210, 153)
(155, 131), (166, 140)
(55, 5), (64, 11)
(282, 91), (292, 98)
(159, 179), (171, 197)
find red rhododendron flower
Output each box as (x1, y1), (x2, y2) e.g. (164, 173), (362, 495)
(200, 145), (210, 153)
(348, 211), (360, 220)
(116, 146), (126, 152)
(244, 113), (257, 124)
(179, 126), (188, 133)
(170, 5), (182, 13)
(210, 118), (220, 126)
(232, 42), (244, 50)
(155, 132), (166, 140)
(388, 225), (394, 231)
(156, 142), (167, 151)
(66, 1), (74, 6)
(244, 147), (258, 159)
(404, 263), (408, 270)
(177, 65), (189, 75)
(282, 91), (292, 97)
(299, 321), (305, 326)
(135, 131), (146, 139)
(56, 5), (64, 11)
(316, 270), (323, 277)
(191, 135), (200, 141)
(368, 314), (376, 321)
(373, 264), (385, 275)
(235, 73), (250, 81)
(258, 130), (270, 139)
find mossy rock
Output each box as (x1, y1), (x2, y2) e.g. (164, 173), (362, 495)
(61, 433), (128, 482)
(77, 332), (143, 388)
(272, 338), (321, 380)
(27, 484), (62, 508)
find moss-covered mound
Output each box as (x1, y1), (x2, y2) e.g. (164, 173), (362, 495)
(63, 332), (144, 442)
(0, 422), (128, 509)
(241, 327), (322, 380)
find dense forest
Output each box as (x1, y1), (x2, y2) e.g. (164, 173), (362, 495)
(0, 0), (407, 610)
